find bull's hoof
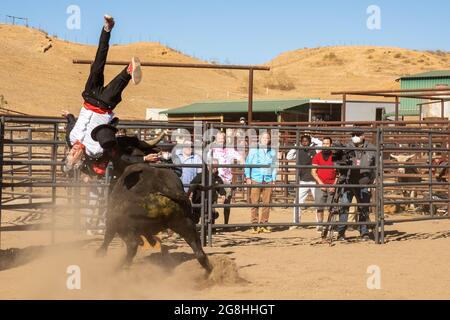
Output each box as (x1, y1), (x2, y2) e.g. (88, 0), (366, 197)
(160, 245), (169, 256)
(204, 262), (213, 275)
(115, 262), (132, 273)
(95, 248), (107, 258)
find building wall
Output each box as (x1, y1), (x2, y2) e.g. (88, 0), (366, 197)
(346, 101), (396, 121)
(401, 78), (450, 115)
(422, 101), (450, 119)
(147, 108), (168, 121)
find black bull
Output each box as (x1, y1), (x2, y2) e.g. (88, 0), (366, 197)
(96, 163), (212, 273)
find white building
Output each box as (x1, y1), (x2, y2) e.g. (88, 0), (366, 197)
(146, 108), (168, 121)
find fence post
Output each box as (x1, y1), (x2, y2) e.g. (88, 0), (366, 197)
(207, 161), (213, 247)
(206, 122), (214, 247)
(73, 169), (81, 233)
(428, 133), (434, 218)
(374, 128), (380, 244)
(378, 128), (385, 244)
(200, 122), (207, 247)
(27, 128), (32, 204)
(0, 117), (5, 249)
(104, 162), (113, 222)
(9, 130), (14, 195)
(50, 123), (58, 244)
(293, 130), (300, 224)
(447, 123), (450, 215)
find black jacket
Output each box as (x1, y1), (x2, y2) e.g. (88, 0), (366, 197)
(187, 170), (226, 224)
(335, 140), (377, 184)
(287, 148), (316, 182)
(108, 136), (182, 179)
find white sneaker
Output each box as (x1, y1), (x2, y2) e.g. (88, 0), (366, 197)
(128, 57), (142, 85)
(104, 15), (115, 32)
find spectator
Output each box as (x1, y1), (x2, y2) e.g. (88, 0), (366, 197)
(335, 132), (376, 242)
(245, 132), (278, 234)
(207, 131), (244, 224)
(173, 140), (203, 192)
(187, 160), (226, 225)
(286, 135), (322, 228)
(116, 128), (127, 137)
(311, 137), (337, 233)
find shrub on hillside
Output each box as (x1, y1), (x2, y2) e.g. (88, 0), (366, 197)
(317, 52), (344, 66)
(262, 71), (296, 91)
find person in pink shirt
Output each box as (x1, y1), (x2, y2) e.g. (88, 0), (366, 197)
(207, 131), (244, 224)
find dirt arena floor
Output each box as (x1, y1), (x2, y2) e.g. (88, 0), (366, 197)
(0, 208), (449, 300)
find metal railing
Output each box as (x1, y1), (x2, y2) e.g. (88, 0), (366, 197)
(0, 115), (449, 248)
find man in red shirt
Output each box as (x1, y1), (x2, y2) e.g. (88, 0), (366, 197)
(311, 137), (337, 232)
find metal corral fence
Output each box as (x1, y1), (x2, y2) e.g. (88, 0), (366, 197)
(0, 116), (449, 248)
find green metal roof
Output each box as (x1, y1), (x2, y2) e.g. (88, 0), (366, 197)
(162, 99), (312, 115)
(398, 70), (450, 80)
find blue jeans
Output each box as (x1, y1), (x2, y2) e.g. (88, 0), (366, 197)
(337, 187), (371, 236)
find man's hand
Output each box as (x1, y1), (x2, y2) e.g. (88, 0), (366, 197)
(245, 178), (252, 184)
(144, 154), (159, 162)
(317, 180), (327, 192)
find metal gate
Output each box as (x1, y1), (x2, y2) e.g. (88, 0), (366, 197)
(1, 116), (449, 248)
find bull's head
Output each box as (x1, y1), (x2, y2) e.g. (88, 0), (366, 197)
(390, 154), (415, 174)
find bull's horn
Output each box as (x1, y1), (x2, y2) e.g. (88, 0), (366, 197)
(145, 131), (166, 147)
(390, 154), (399, 160)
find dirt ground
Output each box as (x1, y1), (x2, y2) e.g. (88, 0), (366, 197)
(0, 208), (449, 300)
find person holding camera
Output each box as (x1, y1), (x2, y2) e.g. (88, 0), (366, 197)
(336, 132), (376, 242)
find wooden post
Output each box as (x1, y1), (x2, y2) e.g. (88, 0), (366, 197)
(395, 96), (400, 122)
(448, 123), (450, 214)
(0, 117), (4, 249)
(341, 94), (347, 123)
(248, 68), (254, 125)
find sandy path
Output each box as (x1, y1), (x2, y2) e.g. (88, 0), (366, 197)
(0, 208), (449, 300)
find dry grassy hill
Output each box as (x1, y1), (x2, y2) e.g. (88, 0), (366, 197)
(251, 46), (450, 100)
(0, 24), (243, 119)
(1, 24), (450, 119)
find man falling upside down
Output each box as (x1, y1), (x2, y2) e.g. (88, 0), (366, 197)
(63, 15), (142, 172)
